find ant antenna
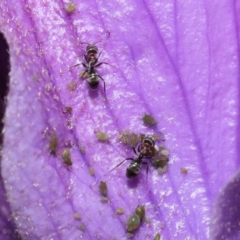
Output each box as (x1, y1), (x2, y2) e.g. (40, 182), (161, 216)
(80, 31), (111, 46)
(105, 158), (133, 175)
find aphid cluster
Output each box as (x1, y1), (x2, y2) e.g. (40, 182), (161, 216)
(126, 205), (145, 232)
(51, 33), (172, 238)
(110, 133), (169, 179)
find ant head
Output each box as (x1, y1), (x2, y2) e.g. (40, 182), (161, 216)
(142, 137), (155, 147)
(86, 44), (98, 54)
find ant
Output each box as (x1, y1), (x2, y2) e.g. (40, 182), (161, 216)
(72, 33), (110, 92)
(108, 136), (156, 179)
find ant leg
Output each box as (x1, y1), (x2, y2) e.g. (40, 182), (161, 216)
(106, 158), (134, 175)
(82, 62), (88, 68)
(132, 147), (137, 155)
(76, 69), (88, 85)
(97, 50), (103, 61)
(70, 63), (82, 69)
(95, 62), (110, 68)
(137, 144), (141, 153)
(84, 54), (88, 62)
(142, 162), (149, 184)
(98, 74), (106, 93)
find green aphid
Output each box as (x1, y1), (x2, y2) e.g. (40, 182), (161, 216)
(96, 131), (109, 142)
(79, 145), (86, 154)
(79, 223), (85, 231)
(126, 214), (141, 232)
(142, 114), (157, 126)
(66, 2), (76, 13)
(99, 181), (108, 197)
(152, 155), (169, 168)
(135, 205), (145, 222)
(62, 148), (72, 166)
(154, 233), (161, 240)
(118, 131), (140, 147)
(49, 131), (58, 155)
(158, 165), (168, 174)
(128, 132), (139, 147)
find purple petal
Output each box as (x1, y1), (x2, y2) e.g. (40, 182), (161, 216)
(210, 170), (240, 240)
(0, 0), (239, 239)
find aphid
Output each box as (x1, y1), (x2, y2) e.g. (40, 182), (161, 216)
(116, 208), (125, 215)
(100, 196), (108, 203)
(73, 213), (81, 219)
(142, 114), (157, 126)
(96, 131), (109, 142)
(66, 2), (76, 13)
(62, 148), (72, 166)
(158, 165), (168, 174)
(135, 205), (145, 222)
(154, 233), (161, 240)
(151, 145), (169, 168)
(79, 145), (86, 154)
(49, 131), (58, 155)
(118, 131), (140, 147)
(89, 167), (95, 176)
(79, 223), (86, 231)
(152, 155), (169, 168)
(99, 181), (108, 197)
(126, 214), (141, 232)
(181, 167), (188, 175)
(68, 81), (77, 91)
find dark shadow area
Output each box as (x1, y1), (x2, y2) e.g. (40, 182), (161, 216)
(0, 32), (9, 147)
(0, 32), (22, 240)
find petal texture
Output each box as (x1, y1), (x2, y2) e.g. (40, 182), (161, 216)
(0, 0), (239, 239)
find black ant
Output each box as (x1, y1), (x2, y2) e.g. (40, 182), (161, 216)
(108, 136), (156, 179)
(72, 34), (110, 92)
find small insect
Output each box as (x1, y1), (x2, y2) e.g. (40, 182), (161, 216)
(116, 208), (125, 215)
(96, 131), (109, 142)
(99, 181), (108, 197)
(49, 131), (58, 155)
(135, 205), (145, 222)
(79, 223), (86, 231)
(142, 114), (157, 126)
(66, 2), (76, 13)
(72, 36), (109, 92)
(126, 214), (141, 232)
(154, 233), (161, 240)
(89, 167), (95, 176)
(181, 167), (188, 175)
(62, 148), (72, 166)
(73, 213), (81, 219)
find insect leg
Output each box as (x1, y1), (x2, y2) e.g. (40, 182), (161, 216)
(98, 74), (106, 93)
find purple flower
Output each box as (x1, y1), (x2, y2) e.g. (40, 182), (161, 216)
(0, 0), (239, 239)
